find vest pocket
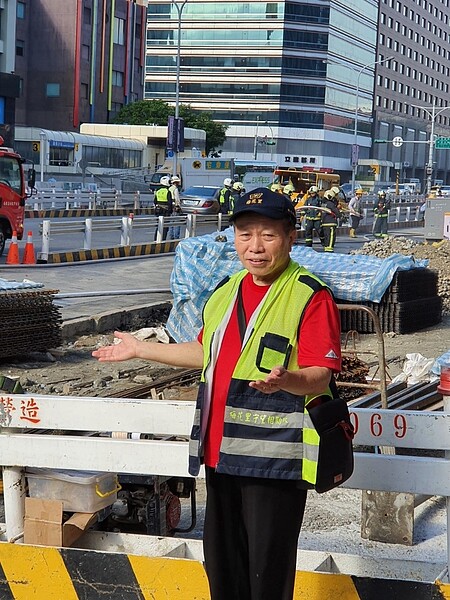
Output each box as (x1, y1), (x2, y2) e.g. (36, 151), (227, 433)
(256, 333), (292, 374)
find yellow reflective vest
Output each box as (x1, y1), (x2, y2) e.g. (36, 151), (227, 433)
(188, 260), (333, 484)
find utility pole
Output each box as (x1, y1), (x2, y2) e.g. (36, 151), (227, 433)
(172, 0), (188, 178)
(411, 100), (450, 194)
(253, 116), (260, 160)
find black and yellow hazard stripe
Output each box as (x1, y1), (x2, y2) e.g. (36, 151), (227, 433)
(1, 543), (450, 599)
(25, 208), (154, 219)
(40, 240), (179, 264)
(0, 544), (210, 599)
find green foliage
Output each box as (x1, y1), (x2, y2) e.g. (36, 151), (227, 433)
(113, 100), (228, 156)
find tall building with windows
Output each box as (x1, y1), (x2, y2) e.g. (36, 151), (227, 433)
(146, 0), (379, 174)
(0, 0), (21, 146)
(15, 0), (148, 131)
(373, 0), (450, 186)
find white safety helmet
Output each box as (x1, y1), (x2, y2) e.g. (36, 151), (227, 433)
(223, 177), (233, 187)
(331, 186), (341, 196)
(233, 181), (244, 191)
(170, 176), (181, 184)
(160, 176), (171, 186)
(283, 184), (295, 195)
(308, 185), (319, 194)
(323, 189), (335, 200)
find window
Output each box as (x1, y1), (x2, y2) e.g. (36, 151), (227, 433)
(112, 70), (124, 87)
(46, 83), (60, 97)
(81, 45), (90, 61)
(84, 7), (91, 25)
(80, 83), (89, 99)
(16, 40), (24, 57)
(114, 17), (125, 45)
(17, 1), (26, 18)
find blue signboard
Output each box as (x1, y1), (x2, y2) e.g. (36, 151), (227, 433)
(0, 98), (5, 124)
(49, 140), (75, 149)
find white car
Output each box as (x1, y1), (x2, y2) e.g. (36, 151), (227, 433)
(385, 184), (413, 196)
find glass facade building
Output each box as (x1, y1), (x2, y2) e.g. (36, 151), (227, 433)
(145, 0), (378, 172)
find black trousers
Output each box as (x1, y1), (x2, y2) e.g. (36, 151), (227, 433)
(322, 223), (337, 252)
(304, 218), (323, 246)
(203, 468), (308, 600)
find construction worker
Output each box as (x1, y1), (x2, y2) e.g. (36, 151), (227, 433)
(321, 189), (341, 252)
(270, 181), (283, 193)
(330, 185), (348, 225)
(300, 185), (324, 248)
(348, 188), (363, 237)
(219, 178), (233, 214)
(153, 176), (173, 241)
(373, 191), (389, 238)
(168, 176), (182, 239)
(283, 183), (296, 203)
(229, 181), (244, 214)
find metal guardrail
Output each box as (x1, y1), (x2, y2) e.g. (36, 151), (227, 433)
(28, 189), (154, 211)
(38, 213), (230, 260)
(36, 203), (423, 260)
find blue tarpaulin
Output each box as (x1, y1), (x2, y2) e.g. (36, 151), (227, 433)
(166, 227), (428, 342)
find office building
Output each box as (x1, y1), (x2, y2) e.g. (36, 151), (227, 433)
(14, 0), (148, 131)
(373, 0), (450, 186)
(0, 0), (21, 146)
(145, 0), (379, 176)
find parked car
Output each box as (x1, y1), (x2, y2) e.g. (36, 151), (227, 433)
(180, 185), (221, 214)
(340, 183), (353, 198)
(385, 184), (416, 200)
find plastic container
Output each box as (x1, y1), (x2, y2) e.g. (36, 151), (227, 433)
(438, 365), (450, 395)
(26, 468), (120, 513)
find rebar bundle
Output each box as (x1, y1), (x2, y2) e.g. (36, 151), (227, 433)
(0, 289), (62, 358)
(339, 268), (442, 334)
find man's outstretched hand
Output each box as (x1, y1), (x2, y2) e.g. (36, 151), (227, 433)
(92, 331), (138, 362)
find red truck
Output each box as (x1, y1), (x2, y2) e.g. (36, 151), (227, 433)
(0, 135), (36, 256)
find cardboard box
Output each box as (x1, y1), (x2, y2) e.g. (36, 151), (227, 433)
(24, 497), (97, 547)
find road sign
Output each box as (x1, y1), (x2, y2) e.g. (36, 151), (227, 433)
(435, 137), (450, 149)
(351, 144), (359, 167)
(392, 136), (404, 148)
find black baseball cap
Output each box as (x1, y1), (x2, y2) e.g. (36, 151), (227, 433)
(230, 187), (297, 225)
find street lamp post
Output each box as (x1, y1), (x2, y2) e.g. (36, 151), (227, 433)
(411, 100), (450, 194)
(351, 56), (393, 194)
(172, 0), (188, 179)
(265, 121), (275, 160)
(253, 115), (260, 160)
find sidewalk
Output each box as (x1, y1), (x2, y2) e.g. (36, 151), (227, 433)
(0, 255), (174, 339)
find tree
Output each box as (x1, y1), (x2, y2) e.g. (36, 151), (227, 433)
(113, 100), (228, 156)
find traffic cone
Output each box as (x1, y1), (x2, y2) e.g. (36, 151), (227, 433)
(22, 231), (36, 264)
(6, 231), (20, 265)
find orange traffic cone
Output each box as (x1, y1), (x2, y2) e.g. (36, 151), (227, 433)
(6, 230), (20, 265)
(22, 230), (36, 265)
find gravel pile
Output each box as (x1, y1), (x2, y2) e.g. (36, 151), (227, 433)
(351, 237), (450, 314)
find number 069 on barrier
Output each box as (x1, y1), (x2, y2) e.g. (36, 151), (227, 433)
(349, 409), (450, 449)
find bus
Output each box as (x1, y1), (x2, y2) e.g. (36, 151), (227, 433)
(271, 166), (340, 204)
(233, 160), (277, 192)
